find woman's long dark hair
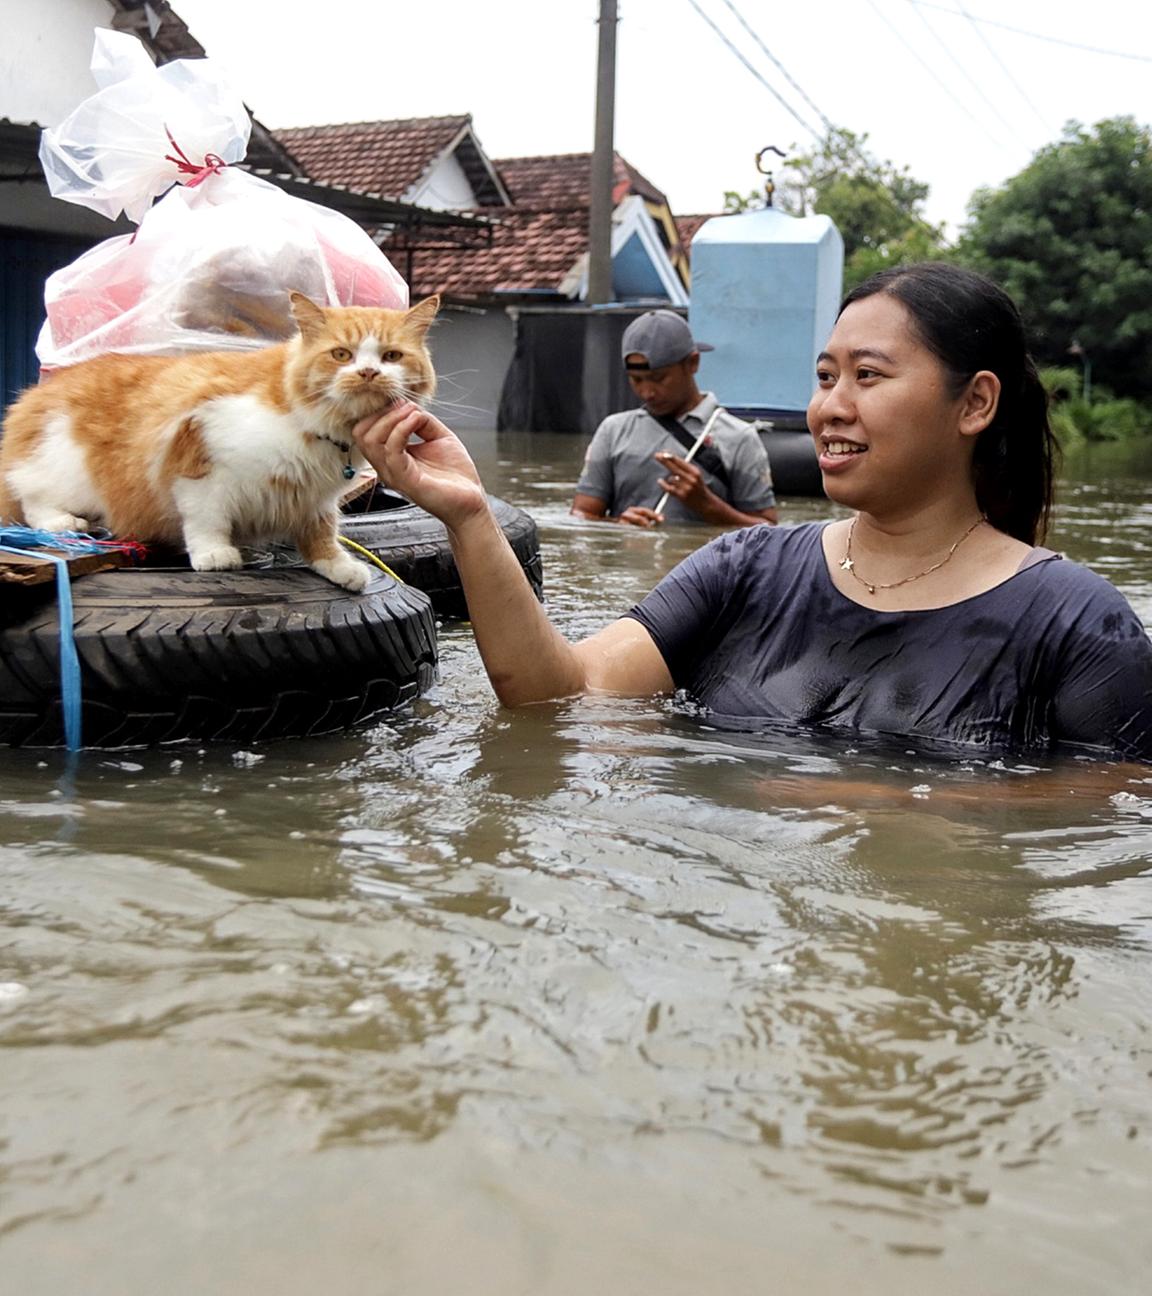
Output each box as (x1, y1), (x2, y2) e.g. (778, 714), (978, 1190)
(841, 262), (1057, 545)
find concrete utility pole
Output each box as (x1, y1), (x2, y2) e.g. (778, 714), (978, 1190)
(586, 0), (618, 305)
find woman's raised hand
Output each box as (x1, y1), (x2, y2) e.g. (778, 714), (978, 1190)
(353, 402), (487, 528)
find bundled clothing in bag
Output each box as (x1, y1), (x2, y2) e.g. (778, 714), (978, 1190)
(36, 29), (408, 370)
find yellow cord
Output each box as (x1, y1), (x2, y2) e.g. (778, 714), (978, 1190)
(339, 535), (405, 583)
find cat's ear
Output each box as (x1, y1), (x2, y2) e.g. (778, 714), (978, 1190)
(289, 292), (327, 339)
(404, 294), (441, 337)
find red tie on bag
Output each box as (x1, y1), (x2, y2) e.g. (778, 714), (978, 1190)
(164, 127), (227, 188)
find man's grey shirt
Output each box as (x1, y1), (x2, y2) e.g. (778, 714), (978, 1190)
(575, 393), (777, 523)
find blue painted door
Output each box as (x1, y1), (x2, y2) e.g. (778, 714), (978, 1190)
(1, 231), (94, 415)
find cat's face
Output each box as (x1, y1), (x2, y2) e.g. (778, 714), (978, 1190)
(287, 294), (439, 419)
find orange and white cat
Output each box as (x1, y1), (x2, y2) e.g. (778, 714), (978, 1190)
(0, 292), (439, 592)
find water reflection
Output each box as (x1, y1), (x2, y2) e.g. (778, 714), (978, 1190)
(1, 435), (1151, 1292)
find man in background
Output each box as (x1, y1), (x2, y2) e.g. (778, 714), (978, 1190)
(571, 310), (778, 528)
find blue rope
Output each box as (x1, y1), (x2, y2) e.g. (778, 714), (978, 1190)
(0, 539), (81, 751)
(1, 526), (147, 751)
(0, 525), (120, 555)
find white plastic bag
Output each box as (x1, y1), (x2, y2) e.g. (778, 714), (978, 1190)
(40, 28), (251, 224)
(36, 30), (408, 368)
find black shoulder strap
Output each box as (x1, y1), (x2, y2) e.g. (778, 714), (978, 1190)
(648, 411), (730, 488)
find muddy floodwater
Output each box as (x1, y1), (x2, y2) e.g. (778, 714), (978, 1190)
(2, 433), (1152, 1295)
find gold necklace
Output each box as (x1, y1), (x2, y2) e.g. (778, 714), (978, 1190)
(839, 515), (986, 595)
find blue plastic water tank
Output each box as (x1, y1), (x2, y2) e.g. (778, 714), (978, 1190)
(689, 207), (843, 414)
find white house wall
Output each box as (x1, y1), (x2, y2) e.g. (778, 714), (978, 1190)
(405, 153), (477, 211)
(427, 306), (515, 431)
(0, 0), (117, 126)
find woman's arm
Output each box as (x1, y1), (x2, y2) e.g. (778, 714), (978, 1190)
(354, 403), (673, 706)
(1040, 567), (1152, 762)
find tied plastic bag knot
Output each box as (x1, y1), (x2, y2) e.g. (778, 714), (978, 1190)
(40, 28), (251, 224)
(35, 30), (410, 369)
(162, 128), (228, 189)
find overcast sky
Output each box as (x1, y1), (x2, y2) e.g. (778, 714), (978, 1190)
(168, 0), (1152, 238)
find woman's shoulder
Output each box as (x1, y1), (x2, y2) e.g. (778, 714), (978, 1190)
(654, 521), (822, 596)
(695, 518), (825, 568)
(1012, 551), (1151, 644)
(717, 518), (826, 549)
(1019, 550), (1139, 603)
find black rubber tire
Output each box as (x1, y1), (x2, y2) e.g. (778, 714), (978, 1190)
(339, 494), (544, 621)
(0, 568), (437, 749)
(760, 430), (825, 498)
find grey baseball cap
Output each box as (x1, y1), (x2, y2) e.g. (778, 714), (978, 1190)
(621, 310), (713, 370)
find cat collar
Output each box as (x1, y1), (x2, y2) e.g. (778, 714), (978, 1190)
(315, 432), (357, 479)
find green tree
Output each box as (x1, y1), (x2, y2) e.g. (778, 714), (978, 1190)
(776, 127), (945, 288)
(722, 188), (763, 214)
(957, 117), (1152, 400)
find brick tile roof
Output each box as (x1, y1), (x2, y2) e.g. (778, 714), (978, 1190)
(676, 212), (722, 251)
(398, 207), (590, 300)
(496, 152), (667, 210)
(267, 115), (678, 301)
(614, 156), (668, 206)
(275, 115), (471, 198)
(388, 152), (674, 300)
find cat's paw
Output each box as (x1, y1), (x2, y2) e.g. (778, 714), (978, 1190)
(312, 555), (372, 593)
(28, 511), (92, 534)
(189, 545), (244, 571)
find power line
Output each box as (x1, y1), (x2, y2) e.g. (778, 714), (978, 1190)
(684, 0), (884, 215)
(956, 2), (1051, 135)
(864, 0), (1007, 149)
(715, 0), (834, 134)
(685, 0), (950, 240)
(911, 1), (1152, 62)
(682, 0), (994, 240)
(904, 0), (1018, 143)
(707, 0), (924, 191)
(683, 0), (822, 141)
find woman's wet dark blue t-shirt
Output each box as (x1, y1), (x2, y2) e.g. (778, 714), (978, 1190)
(626, 522), (1152, 759)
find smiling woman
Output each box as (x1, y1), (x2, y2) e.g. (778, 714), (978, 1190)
(353, 263), (1152, 762)
(815, 264), (1056, 547)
